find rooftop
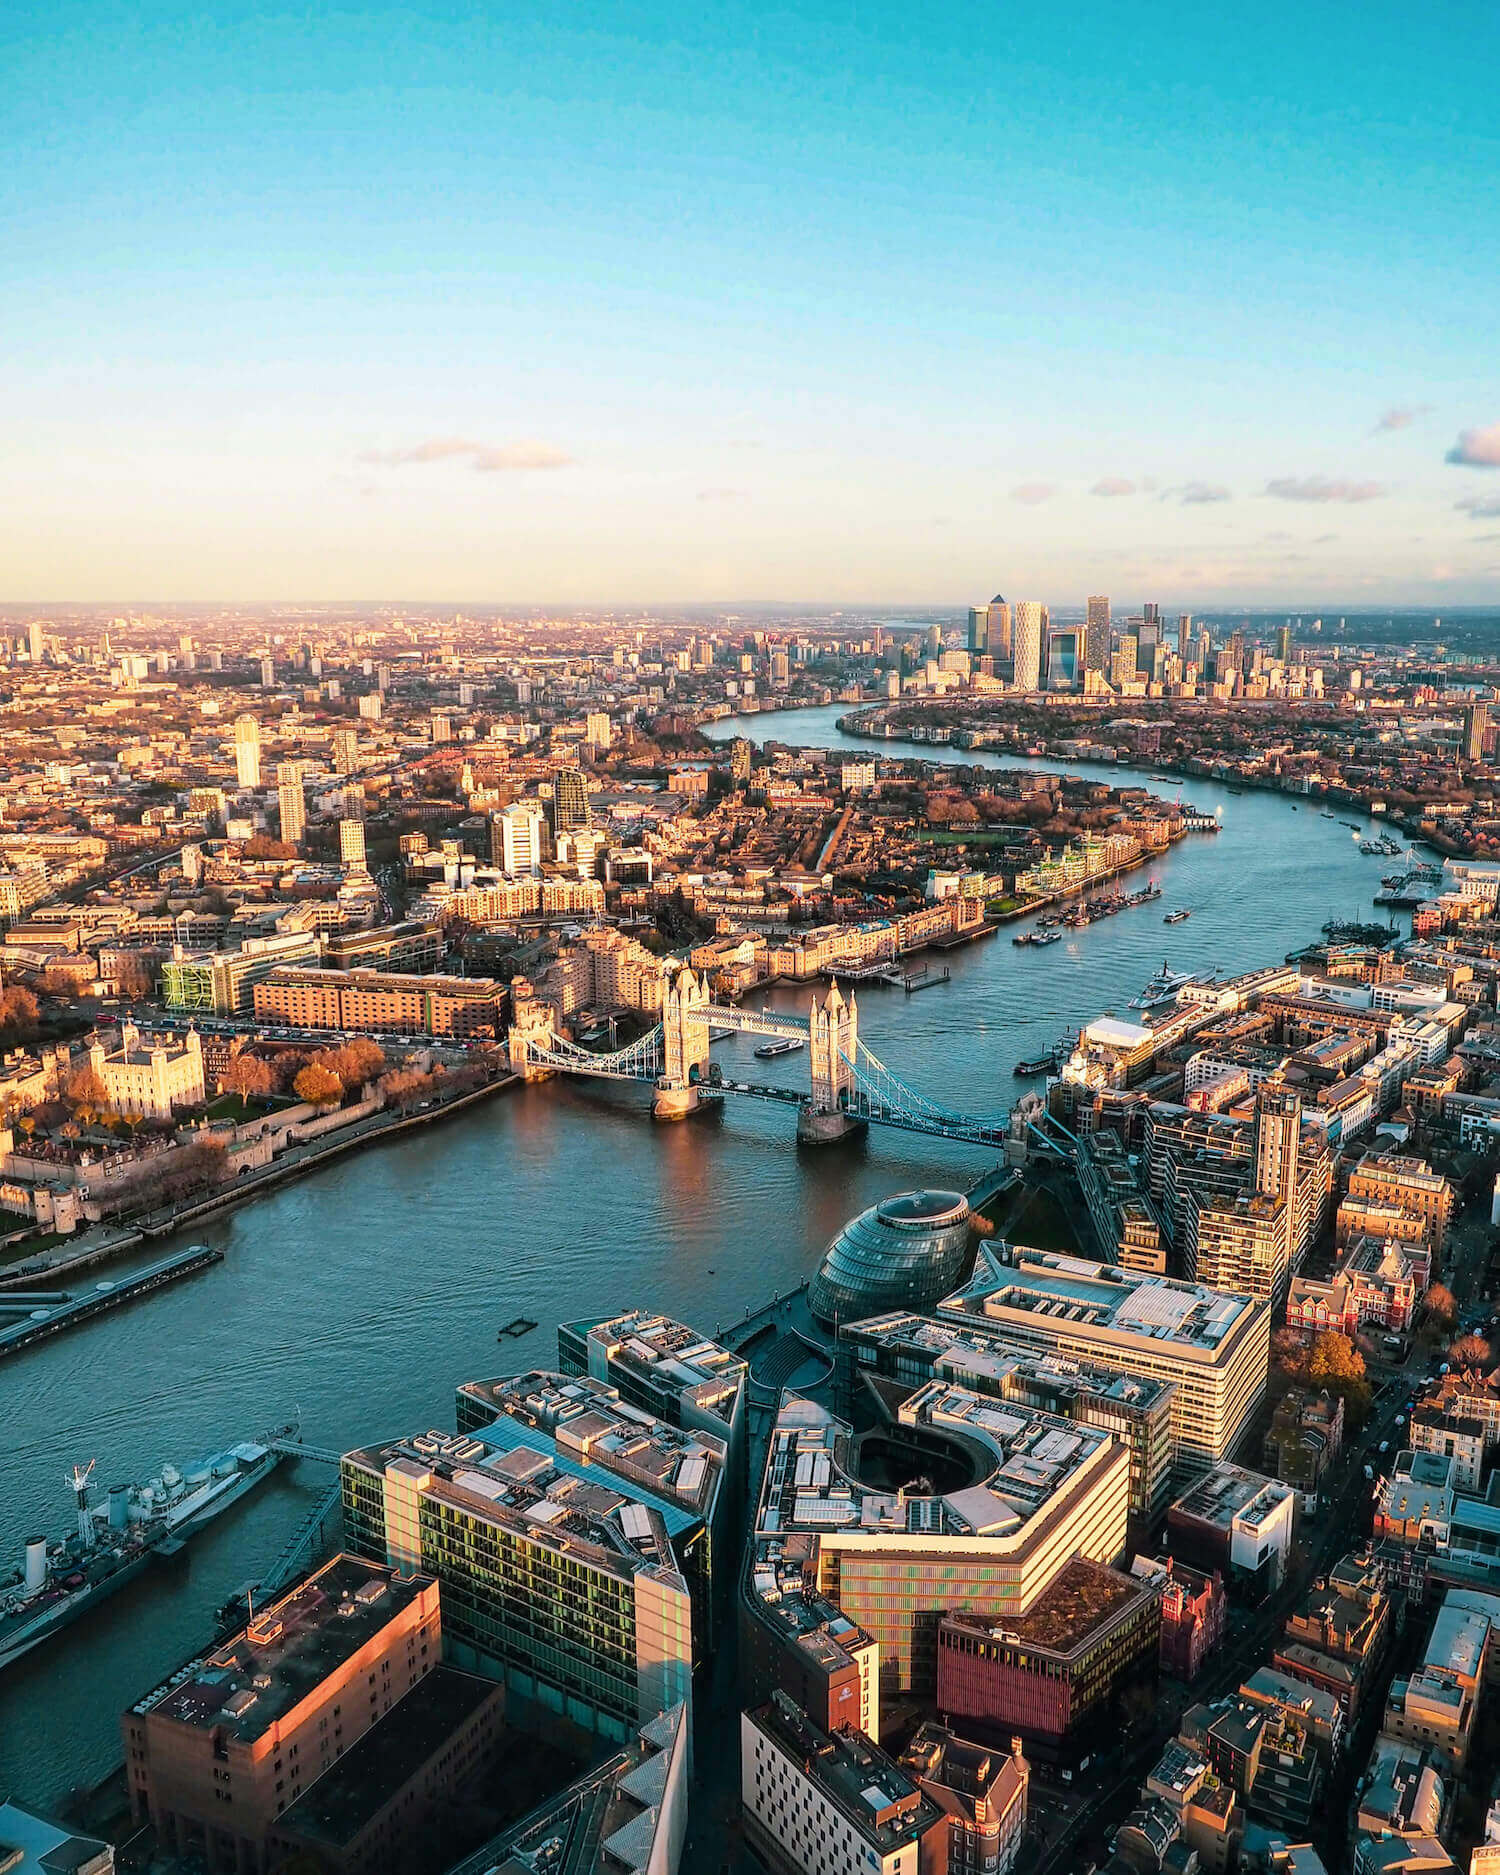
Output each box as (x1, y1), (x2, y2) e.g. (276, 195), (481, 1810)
(942, 1243), (1261, 1358)
(843, 1309), (1176, 1413)
(563, 1310), (747, 1433)
(455, 1370), (727, 1518)
(343, 1425), (689, 1590)
(941, 1556), (1155, 1659)
(754, 1386), (1118, 1549)
(130, 1556), (431, 1741)
(746, 1695), (942, 1850)
(272, 1666), (499, 1848)
(1172, 1462), (1295, 1534)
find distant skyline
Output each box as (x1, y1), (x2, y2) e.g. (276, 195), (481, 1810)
(4, 1), (1498, 604)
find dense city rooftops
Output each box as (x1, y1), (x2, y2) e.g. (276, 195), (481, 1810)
(841, 1308), (1175, 1413)
(453, 1369), (727, 1520)
(942, 1243), (1261, 1357)
(128, 1556), (432, 1740)
(754, 1385), (1120, 1546)
(559, 1309), (747, 1435)
(342, 1425), (689, 1588)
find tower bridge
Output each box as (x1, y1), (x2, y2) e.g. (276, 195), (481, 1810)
(508, 970), (1037, 1150)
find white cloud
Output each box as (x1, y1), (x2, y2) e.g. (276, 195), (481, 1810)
(1265, 475), (1387, 503)
(1090, 477), (1136, 497)
(363, 436), (574, 472)
(1456, 494), (1500, 518)
(1010, 482), (1056, 505)
(1447, 424), (1500, 468)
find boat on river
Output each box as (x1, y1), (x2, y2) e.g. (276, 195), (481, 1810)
(0, 1427), (293, 1673)
(754, 1037), (805, 1059)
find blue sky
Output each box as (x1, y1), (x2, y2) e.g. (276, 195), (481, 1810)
(3, 0), (1498, 604)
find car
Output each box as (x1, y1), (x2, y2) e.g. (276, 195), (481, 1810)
(1379, 1440), (1390, 1454)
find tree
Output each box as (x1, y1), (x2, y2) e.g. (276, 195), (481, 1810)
(1271, 1327), (1311, 1375)
(318, 1039), (387, 1090)
(222, 1054), (276, 1099)
(292, 1063), (343, 1106)
(1308, 1331), (1365, 1384)
(0, 986), (40, 1044)
(66, 1062), (108, 1109)
(1450, 1333), (1493, 1371)
(1424, 1283), (1458, 1329)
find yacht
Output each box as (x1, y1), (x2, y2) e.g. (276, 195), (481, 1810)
(1128, 963), (1200, 1011)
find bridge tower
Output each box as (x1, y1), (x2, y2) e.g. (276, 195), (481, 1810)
(507, 977), (557, 1081)
(801, 982), (865, 1144)
(655, 967), (710, 1120)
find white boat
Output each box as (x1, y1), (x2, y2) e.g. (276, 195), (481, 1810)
(1128, 964), (1200, 1011)
(754, 1037), (806, 1060)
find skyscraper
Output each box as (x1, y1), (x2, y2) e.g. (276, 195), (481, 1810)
(969, 597), (1010, 659)
(233, 713), (261, 789)
(276, 761), (306, 846)
(551, 765), (590, 834)
(499, 800), (547, 875)
(1177, 614), (1193, 658)
(1143, 602), (1161, 627)
(1464, 702), (1489, 763)
(1275, 625), (1293, 663)
(1045, 626), (1082, 690)
(27, 621), (45, 664)
(260, 654), (275, 688)
(1084, 596), (1111, 674)
(1011, 602), (1046, 692)
(332, 728), (359, 775)
(339, 818), (366, 868)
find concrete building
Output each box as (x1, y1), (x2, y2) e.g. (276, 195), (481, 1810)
(936, 1557), (1161, 1755)
(1011, 601), (1046, 692)
(161, 931), (322, 1016)
(900, 1724), (1030, 1875)
(122, 1557), (441, 1875)
(0, 1800), (112, 1875)
(744, 1386), (1130, 1707)
(939, 1244), (1270, 1480)
(1347, 1154), (1454, 1258)
(233, 714), (261, 790)
(1085, 595), (1111, 675)
(454, 1367), (731, 1653)
(444, 1701), (689, 1875)
(557, 1309), (749, 1495)
(276, 761), (306, 846)
(253, 966), (502, 1036)
(338, 818), (366, 869)
(88, 1023), (205, 1120)
(496, 800), (547, 876)
(264, 1664), (504, 1875)
(1137, 1555), (1227, 1681)
(838, 1308), (1177, 1529)
(1168, 1463), (1297, 1597)
(341, 1425), (693, 1750)
(741, 1694), (947, 1875)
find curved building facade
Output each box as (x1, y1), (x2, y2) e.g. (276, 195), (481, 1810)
(808, 1189), (972, 1327)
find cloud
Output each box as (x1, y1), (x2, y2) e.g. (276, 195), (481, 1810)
(1010, 482), (1056, 505)
(1447, 424), (1500, 468)
(1375, 405), (1430, 432)
(1090, 477), (1136, 497)
(1456, 494), (1500, 519)
(1165, 481), (1232, 505)
(363, 436), (574, 472)
(1265, 475), (1387, 503)
(697, 487), (748, 503)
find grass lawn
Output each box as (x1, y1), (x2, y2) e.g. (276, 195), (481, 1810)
(204, 1093), (284, 1123)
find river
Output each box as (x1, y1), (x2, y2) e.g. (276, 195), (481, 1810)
(0, 702), (1400, 1803)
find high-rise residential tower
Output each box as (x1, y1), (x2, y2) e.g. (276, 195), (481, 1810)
(1084, 596), (1111, 674)
(276, 761), (306, 846)
(233, 713), (261, 789)
(1011, 602), (1046, 692)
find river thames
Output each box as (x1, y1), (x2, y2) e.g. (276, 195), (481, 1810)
(0, 702), (1405, 1802)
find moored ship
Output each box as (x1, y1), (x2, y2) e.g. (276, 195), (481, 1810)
(0, 1428), (294, 1672)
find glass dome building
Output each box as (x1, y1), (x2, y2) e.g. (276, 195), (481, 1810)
(807, 1189), (973, 1327)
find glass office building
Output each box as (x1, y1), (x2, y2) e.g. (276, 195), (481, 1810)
(809, 1189), (973, 1327)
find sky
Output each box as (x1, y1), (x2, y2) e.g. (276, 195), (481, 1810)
(3, 0), (1498, 606)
